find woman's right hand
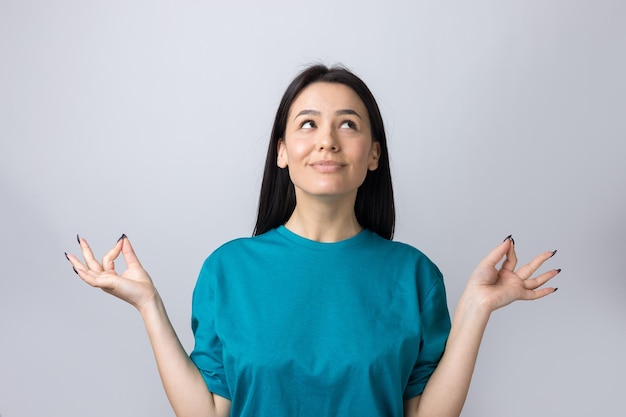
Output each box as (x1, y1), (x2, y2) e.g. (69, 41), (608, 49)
(66, 235), (158, 312)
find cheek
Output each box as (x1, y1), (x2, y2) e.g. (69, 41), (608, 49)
(356, 144), (376, 164)
(285, 141), (312, 162)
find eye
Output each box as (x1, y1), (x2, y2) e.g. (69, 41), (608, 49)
(300, 120), (316, 129)
(340, 120), (357, 129)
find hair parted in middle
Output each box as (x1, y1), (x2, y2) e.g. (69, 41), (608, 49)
(254, 64), (395, 240)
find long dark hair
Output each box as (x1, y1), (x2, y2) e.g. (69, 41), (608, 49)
(253, 64), (395, 239)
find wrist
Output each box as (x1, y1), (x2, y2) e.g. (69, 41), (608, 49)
(137, 290), (164, 318)
(454, 292), (493, 324)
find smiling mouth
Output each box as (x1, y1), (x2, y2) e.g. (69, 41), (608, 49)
(309, 160), (346, 172)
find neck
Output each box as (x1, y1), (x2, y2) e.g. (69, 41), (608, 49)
(284, 191), (362, 243)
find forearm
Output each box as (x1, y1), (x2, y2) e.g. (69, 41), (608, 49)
(405, 238), (558, 417)
(139, 293), (225, 417)
(70, 236), (228, 415)
(408, 295), (491, 417)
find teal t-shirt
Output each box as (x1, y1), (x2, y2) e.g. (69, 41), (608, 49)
(190, 226), (451, 416)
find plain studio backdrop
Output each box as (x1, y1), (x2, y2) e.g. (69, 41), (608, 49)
(1, 1), (624, 416)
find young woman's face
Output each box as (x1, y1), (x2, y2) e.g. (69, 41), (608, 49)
(278, 82), (380, 203)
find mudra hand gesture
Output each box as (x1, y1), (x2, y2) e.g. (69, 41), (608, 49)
(66, 234), (559, 313)
(66, 234), (157, 312)
(464, 236), (559, 313)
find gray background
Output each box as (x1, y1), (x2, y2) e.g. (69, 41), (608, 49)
(1, 0), (624, 416)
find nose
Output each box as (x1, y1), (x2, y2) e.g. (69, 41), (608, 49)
(318, 126), (339, 152)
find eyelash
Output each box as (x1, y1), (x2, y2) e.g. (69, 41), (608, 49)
(299, 120), (357, 129)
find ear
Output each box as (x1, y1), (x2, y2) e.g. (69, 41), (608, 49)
(277, 139), (288, 168)
(368, 141), (381, 171)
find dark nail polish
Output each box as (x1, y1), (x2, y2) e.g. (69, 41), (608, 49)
(503, 234), (514, 245)
(556, 268), (562, 273)
(550, 250), (558, 258)
(117, 233), (127, 242)
(64, 252), (69, 261)
(553, 287), (558, 292)
(72, 266), (78, 275)
(77, 234), (80, 244)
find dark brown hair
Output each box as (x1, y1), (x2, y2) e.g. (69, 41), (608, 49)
(254, 64), (395, 239)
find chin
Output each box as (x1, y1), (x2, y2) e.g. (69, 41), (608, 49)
(296, 187), (358, 200)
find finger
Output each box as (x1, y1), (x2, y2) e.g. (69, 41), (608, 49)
(78, 235), (104, 272)
(74, 266), (119, 291)
(523, 268), (561, 290)
(120, 236), (143, 269)
(521, 286), (558, 301)
(65, 251), (87, 271)
(102, 236), (125, 271)
(516, 250), (558, 280)
(478, 237), (512, 269)
(500, 237), (517, 272)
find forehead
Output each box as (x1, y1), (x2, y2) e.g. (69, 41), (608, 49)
(289, 82), (368, 116)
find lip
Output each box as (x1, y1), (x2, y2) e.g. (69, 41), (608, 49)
(309, 160), (346, 172)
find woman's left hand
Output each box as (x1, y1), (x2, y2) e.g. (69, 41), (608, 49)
(464, 236), (560, 312)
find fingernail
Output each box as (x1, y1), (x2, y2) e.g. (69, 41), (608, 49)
(553, 287), (559, 292)
(64, 252), (69, 261)
(503, 234), (514, 245)
(76, 234), (81, 244)
(72, 266), (78, 275)
(117, 233), (127, 242)
(550, 249), (558, 258)
(556, 268), (562, 273)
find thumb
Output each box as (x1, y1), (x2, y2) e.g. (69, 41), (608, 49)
(120, 235), (143, 269)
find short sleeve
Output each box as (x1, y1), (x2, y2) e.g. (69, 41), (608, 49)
(189, 259), (232, 400)
(403, 266), (451, 399)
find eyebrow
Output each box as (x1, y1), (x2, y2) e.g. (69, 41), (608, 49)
(293, 109), (363, 120)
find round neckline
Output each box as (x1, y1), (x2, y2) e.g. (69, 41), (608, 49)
(275, 225), (372, 250)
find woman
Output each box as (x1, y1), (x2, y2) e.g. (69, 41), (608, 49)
(66, 65), (559, 417)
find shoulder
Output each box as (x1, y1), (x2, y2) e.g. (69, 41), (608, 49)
(194, 231), (281, 290)
(201, 229), (282, 265)
(368, 232), (439, 267)
(365, 232), (445, 291)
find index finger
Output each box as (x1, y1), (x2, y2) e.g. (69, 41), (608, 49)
(102, 235), (125, 271)
(500, 236), (518, 272)
(478, 237), (513, 269)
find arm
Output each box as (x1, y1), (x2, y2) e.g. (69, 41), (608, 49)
(404, 237), (560, 417)
(66, 235), (231, 417)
